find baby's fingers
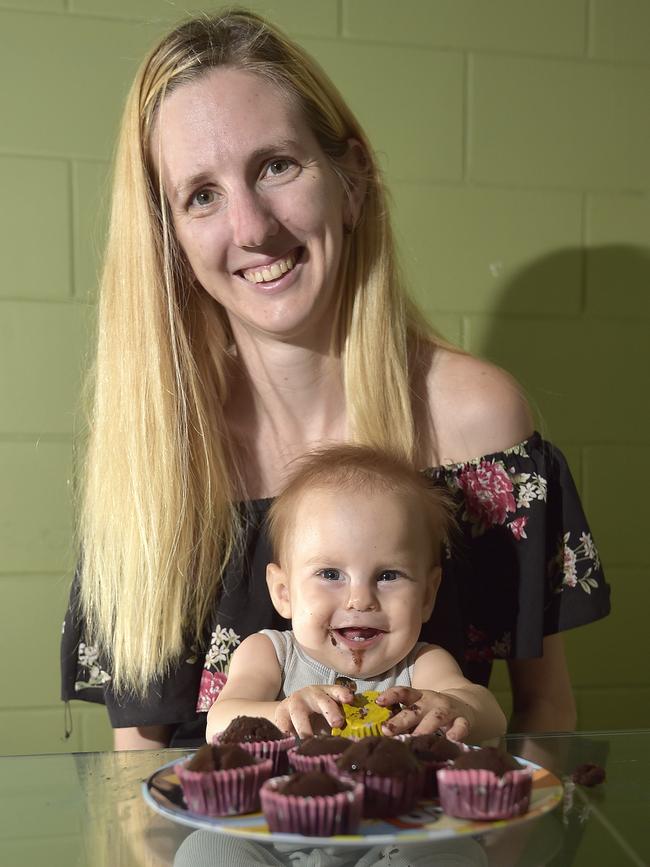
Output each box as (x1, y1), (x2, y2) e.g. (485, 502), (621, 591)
(444, 716), (470, 742)
(381, 704), (424, 736)
(376, 686), (422, 708)
(274, 704), (295, 736)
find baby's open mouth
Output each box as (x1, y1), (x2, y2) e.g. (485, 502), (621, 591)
(333, 627), (384, 643)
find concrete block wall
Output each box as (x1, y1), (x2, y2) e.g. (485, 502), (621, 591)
(0, 0), (648, 755)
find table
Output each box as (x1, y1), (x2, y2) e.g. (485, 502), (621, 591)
(0, 730), (648, 866)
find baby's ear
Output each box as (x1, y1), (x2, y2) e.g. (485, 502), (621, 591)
(422, 566), (442, 622)
(266, 563), (292, 619)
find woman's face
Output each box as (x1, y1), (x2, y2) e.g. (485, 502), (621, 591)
(153, 66), (354, 345)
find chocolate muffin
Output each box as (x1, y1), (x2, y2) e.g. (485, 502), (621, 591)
(213, 715), (296, 774)
(336, 736), (424, 817)
(288, 735), (353, 774)
(219, 716), (285, 743)
(175, 744), (273, 817)
(437, 747), (533, 820)
(281, 771), (349, 796)
(407, 733), (462, 798)
(260, 771), (363, 836)
(452, 746), (523, 776)
(185, 743), (257, 772)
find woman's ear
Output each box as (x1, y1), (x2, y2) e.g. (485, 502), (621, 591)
(266, 563), (292, 619)
(342, 138), (368, 230)
(422, 566), (442, 622)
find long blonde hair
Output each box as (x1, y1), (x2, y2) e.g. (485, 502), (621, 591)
(79, 8), (440, 694)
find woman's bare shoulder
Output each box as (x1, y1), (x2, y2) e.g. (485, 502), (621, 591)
(424, 346), (534, 465)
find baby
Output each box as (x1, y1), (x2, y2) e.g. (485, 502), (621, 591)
(206, 445), (506, 744)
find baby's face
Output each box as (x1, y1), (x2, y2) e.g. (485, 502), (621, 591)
(269, 487), (439, 679)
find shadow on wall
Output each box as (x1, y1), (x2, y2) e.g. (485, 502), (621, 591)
(476, 244), (650, 729)
(475, 245), (650, 448)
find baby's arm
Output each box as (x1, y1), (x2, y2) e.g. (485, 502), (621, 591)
(206, 633), (283, 743)
(377, 645), (507, 743)
(206, 633), (354, 742)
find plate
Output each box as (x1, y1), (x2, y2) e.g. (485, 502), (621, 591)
(142, 755), (563, 848)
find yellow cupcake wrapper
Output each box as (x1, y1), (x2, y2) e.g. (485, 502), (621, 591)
(331, 690), (392, 738)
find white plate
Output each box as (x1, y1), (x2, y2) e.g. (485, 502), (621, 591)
(142, 755), (563, 848)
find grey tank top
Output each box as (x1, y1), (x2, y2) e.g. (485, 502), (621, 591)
(260, 629), (427, 699)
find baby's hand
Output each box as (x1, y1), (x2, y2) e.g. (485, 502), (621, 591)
(275, 684), (355, 739)
(376, 686), (474, 742)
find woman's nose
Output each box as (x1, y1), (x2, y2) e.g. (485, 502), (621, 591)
(229, 187), (279, 248)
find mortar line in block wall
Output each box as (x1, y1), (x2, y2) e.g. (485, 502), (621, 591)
(585, 0), (594, 59)
(67, 158), (75, 300)
(461, 52), (469, 181)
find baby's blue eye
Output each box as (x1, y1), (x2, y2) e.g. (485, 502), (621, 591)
(319, 568), (341, 582)
(378, 570), (399, 582)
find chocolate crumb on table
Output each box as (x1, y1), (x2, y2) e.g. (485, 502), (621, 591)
(571, 763), (606, 787)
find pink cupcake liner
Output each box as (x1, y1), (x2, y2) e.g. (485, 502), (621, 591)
(212, 734), (296, 774)
(341, 766), (425, 818)
(260, 775), (363, 836)
(437, 767), (533, 820)
(397, 735), (469, 799)
(287, 747), (348, 774)
(175, 756), (273, 817)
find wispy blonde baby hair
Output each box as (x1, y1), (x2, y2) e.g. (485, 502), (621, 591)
(267, 445), (455, 569)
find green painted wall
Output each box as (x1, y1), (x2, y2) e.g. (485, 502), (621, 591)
(0, 0), (647, 756)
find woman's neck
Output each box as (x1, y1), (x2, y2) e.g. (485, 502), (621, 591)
(226, 331), (347, 498)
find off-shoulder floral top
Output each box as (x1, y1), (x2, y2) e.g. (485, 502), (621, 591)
(60, 433), (610, 746)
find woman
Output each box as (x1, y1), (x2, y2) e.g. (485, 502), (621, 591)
(60, 10), (609, 750)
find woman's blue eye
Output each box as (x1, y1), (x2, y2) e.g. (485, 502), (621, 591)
(378, 570), (399, 582)
(192, 189), (215, 207)
(267, 159), (291, 176)
(320, 568), (340, 581)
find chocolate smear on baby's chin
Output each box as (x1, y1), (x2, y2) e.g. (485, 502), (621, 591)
(351, 649), (363, 670)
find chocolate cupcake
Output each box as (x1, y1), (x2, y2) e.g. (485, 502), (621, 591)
(407, 733), (463, 798)
(288, 735), (353, 773)
(260, 771), (363, 837)
(175, 744), (273, 817)
(213, 715), (296, 774)
(437, 746), (533, 820)
(335, 736), (424, 817)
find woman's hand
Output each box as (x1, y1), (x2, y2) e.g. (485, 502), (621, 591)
(376, 686), (474, 741)
(275, 684), (355, 738)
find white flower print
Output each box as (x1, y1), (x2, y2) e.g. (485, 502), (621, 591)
(515, 475), (547, 509)
(580, 532), (596, 561)
(551, 530), (602, 595)
(204, 625), (241, 673)
(516, 482), (538, 508)
(76, 642), (111, 689)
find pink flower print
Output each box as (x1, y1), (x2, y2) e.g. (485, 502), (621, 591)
(457, 460), (516, 534)
(562, 544), (578, 588)
(196, 670), (227, 713)
(508, 516), (528, 540)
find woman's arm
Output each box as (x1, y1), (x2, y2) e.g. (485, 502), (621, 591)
(507, 633), (577, 733)
(113, 725), (173, 750)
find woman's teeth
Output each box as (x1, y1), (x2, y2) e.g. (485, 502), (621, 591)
(242, 252), (296, 284)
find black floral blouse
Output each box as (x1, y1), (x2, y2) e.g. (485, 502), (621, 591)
(60, 433), (610, 746)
